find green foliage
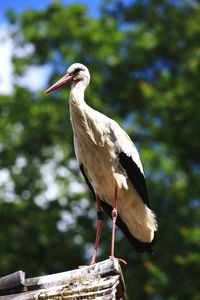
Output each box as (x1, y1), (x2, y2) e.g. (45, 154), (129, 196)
(1, 1), (200, 299)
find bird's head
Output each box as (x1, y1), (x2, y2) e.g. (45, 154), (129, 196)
(45, 63), (90, 94)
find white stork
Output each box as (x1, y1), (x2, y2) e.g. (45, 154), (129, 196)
(45, 63), (158, 264)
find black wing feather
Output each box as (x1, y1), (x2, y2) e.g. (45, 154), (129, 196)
(80, 163), (155, 253)
(119, 152), (150, 207)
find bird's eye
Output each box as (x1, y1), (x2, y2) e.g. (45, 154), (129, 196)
(74, 68), (83, 74)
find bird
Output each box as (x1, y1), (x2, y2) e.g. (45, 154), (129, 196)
(45, 63), (158, 265)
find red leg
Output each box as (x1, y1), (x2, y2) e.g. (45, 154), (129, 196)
(111, 186), (118, 258)
(110, 187), (127, 265)
(90, 195), (104, 265)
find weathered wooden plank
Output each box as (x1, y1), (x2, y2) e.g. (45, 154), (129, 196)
(0, 258), (126, 300)
(38, 275), (120, 298)
(0, 276), (120, 299)
(25, 258), (122, 290)
(0, 271), (25, 295)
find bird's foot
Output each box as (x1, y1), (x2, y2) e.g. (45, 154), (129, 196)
(78, 258), (97, 268)
(78, 265), (88, 269)
(109, 256), (127, 265)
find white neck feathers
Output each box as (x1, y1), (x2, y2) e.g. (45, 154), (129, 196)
(69, 80), (88, 106)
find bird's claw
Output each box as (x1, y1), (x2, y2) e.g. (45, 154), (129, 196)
(78, 259), (96, 268)
(109, 256), (127, 265)
(78, 264), (89, 268)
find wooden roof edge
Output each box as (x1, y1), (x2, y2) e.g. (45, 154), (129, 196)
(25, 257), (123, 290)
(0, 258), (126, 299)
(0, 270), (25, 292)
(0, 274), (123, 300)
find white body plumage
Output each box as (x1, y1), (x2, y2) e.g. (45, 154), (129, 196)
(46, 63), (158, 254)
(68, 64), (157, 243)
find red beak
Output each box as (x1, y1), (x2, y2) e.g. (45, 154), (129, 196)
(45, 73), (73, 93)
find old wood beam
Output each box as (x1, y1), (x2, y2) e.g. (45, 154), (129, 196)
(0, 258), (126, 300)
